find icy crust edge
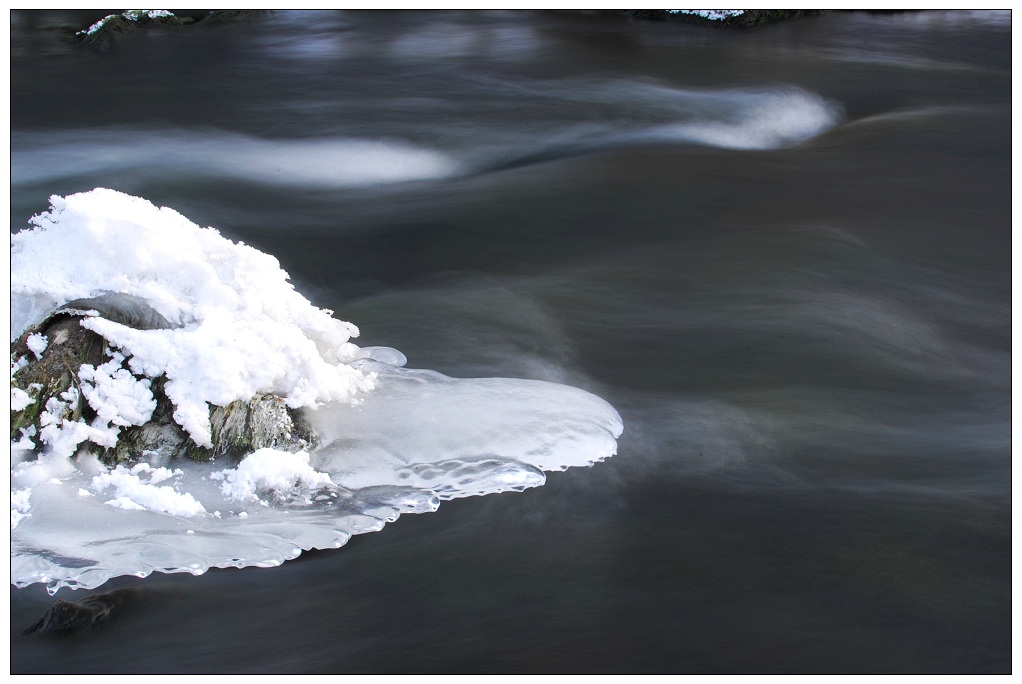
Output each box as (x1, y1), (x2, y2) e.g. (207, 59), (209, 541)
(11, 367), (622, 595)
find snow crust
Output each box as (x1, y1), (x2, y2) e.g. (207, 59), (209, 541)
(10, 190), (623, 593)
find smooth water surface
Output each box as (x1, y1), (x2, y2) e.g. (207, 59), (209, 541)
(10, 10), (1010, 673)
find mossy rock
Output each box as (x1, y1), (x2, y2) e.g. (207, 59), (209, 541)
(11, 293), (173, 444)
(11, 315), (106, 440)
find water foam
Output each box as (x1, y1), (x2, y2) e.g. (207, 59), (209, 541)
(10, 189), (622, 593)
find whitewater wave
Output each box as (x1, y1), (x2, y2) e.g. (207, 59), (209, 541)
(10, 189), (622, 593)
(461, 82), (842, 171)
(11, 131), (461, 190)
(12, 83), (840, 193)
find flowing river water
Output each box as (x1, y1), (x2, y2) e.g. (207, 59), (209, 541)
(9, 10), (1010, 673)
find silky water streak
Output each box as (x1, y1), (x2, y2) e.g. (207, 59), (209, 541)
(10, 189), (623, 593)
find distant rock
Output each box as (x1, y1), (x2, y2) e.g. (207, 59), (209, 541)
(75, 10), (189, 52)
(72, 9), (273, 52)
(624, 10), (826, 28)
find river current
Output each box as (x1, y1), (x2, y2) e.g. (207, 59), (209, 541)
(9, 10), (1010, 673)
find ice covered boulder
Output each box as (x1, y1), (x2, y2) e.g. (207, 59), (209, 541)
(10, 293), (315, 466)
(11, 189), (622, 594)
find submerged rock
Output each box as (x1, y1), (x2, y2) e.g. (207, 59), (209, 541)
(24, 588), (141, 636)
(11, 293), (315, 466)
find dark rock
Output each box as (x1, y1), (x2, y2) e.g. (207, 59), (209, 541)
(24, 588), (141, 636)
(57, 292), (177, 331)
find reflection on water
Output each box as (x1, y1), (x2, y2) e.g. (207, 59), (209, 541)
(10, 9), (1009, 673)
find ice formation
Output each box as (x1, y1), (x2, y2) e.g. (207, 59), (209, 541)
(10, 189), (623, 593)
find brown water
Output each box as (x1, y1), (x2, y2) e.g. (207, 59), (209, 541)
(10, 10), (1010, 673)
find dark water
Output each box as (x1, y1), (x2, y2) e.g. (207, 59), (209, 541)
(10, 10), (1010, 673)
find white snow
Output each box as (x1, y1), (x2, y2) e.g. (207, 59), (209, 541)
(11, 188), (376, 447)
(92, 464), (206, 517)
(123, 10), (175, 21)
(212, 448), (334, 503)
(129, 462), (181, 484)
(79, 14), (117, 36)
(11, 387), (34, 412)
(77, 351), (158, 428)
(26, 333), (47, 360)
